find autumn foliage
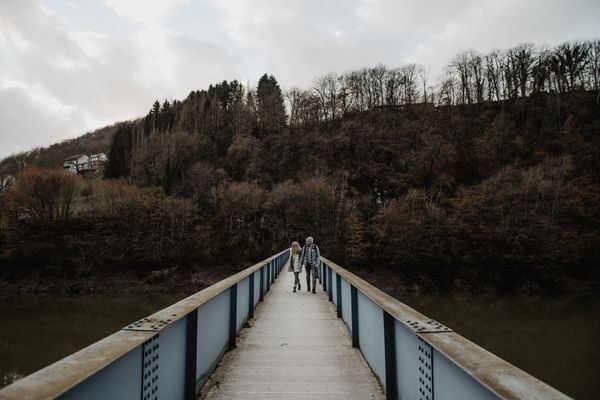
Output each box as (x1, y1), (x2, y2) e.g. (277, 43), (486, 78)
(1, 40), (599, 293)
(2, 168), (79, 222)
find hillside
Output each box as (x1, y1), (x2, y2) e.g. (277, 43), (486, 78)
(0, 125), (115, 177)
(1, 41), (600, 295)
(1, 90), (598, 295)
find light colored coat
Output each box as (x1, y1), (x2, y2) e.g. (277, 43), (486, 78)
(287, 249), (302, 273)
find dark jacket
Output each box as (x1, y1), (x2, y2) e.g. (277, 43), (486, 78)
(300, 244), (320, 267)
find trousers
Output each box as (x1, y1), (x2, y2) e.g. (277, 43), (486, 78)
(305, 264), (317, 290)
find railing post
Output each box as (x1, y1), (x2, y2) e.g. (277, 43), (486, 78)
(266, 263), (271, 292)
(327, 267), (333, 302)
(185, 309), (198, 399)
(351, 285), (359, 348)
(323, 264), (327, 291)
(417, 337), (434, 400)
(249, 273), (255, 319)
(336, 274), (342, 318)
(229, 284), (237, 350)
(259, 268), (264, 301)
(319, 261), (323, 284)
(383, 310), (398, 400)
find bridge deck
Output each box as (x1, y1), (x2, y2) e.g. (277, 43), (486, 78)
(199, 269), (385, 400)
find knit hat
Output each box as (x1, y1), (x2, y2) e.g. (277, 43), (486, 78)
(306, 237), (314, 244)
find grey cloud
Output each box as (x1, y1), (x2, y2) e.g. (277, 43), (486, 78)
(1, 0), (599, 159)
(0, 0), (238, 159)
(0, 84), (84, 155)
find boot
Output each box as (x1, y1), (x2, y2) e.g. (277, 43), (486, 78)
(298, 283), (301, 291)
(312, 288), (316, 294)
(293, 286), (296, 292)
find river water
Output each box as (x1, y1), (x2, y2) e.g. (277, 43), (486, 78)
(0, 294), (178, 388)
(1, 293), (598, 398)
(402, 293), (600, 399)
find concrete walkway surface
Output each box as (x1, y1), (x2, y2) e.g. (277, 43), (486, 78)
(199, 268), (385, 400)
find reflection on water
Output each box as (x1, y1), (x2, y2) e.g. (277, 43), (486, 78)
(1, 293), (598, 398)
(401, 293), (600, 400)
(0, 294), (179, 388)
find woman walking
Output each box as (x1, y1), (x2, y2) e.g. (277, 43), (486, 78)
(287, 241), (303, 292)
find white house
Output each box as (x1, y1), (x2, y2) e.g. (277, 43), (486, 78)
(63, 153), (107, 174)
(63, 154), (89, 173)
(86, 153), (109, 171)
(0, 175), (15, 192)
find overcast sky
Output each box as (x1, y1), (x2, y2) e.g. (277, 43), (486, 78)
(1, 0), (599, 159)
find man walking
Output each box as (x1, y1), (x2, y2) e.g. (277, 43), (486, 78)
(300, 236), (320, 294)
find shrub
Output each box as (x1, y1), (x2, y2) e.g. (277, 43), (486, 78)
(2, 168), (79, 222)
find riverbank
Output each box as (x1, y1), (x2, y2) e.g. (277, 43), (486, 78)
(0, 266), (234, 296)
(346, 263), (600, 298)
(2, 260), (598, 298)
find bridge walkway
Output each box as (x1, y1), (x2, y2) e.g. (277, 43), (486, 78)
(199, 268), (385, 400)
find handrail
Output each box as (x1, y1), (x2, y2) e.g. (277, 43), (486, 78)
(0, 249), (289, 400)
(321, 256), (571, 400)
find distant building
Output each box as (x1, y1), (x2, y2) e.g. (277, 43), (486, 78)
(63, 153), (108, 174)
(87, 153), (109, 171)
(0, 174), (15, 192)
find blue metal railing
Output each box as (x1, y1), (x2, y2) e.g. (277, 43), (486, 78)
(319, 257), (571, 400)
(0, 250), (289, 400)
(0, 251), (571, 400)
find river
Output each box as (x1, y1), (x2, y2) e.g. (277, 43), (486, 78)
(1, 293), (598, 398)
(0, 294), (178, 389)
(402, 293), (600, 399)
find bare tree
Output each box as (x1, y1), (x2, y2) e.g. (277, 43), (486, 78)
(586, 40), (600, 91)
(313, 72), (340, 122)
(485, 50), (503, 101)
(451, 51), (473, 104)
(285, 87), (303, 127)
(555, 41), (590, 90)
(418, 66), (430, 103)
(401, 64), (420, 104)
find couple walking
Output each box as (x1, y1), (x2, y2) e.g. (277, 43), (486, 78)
(287, 236), (320, 293)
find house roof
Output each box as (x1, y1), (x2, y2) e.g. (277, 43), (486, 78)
(64, 154), (88, 162)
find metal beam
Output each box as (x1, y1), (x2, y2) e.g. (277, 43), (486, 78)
(336, 273), (342, 318)
(248, 273), (255, 319)
(185, 310), (198, 400)
(351, 285), (359, 348)
(229, 284), (237, 350)
(383, 310), (398, 400)
(327, 267), (333, 302)
(259, 268), (264, 301)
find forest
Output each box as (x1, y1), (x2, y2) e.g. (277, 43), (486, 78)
(0, 40), (599, 295)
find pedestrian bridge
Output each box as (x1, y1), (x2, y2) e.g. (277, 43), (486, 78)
(0, 250), (570, 400)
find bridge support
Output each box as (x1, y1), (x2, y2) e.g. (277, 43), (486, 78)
(327, 267), (333, 302)
(336, 273), (342, 318)
(351, 285), (359, 347)
(248, 273), (255, 319)
(185, 309), (198, 400)
(229, 284), (237, 350)
(383, 310), (398, 400)
(259, 268), (264, 301)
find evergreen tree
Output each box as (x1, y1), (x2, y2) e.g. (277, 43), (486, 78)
(104, 123), (134, 179)
(256, 74), (287, 136)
